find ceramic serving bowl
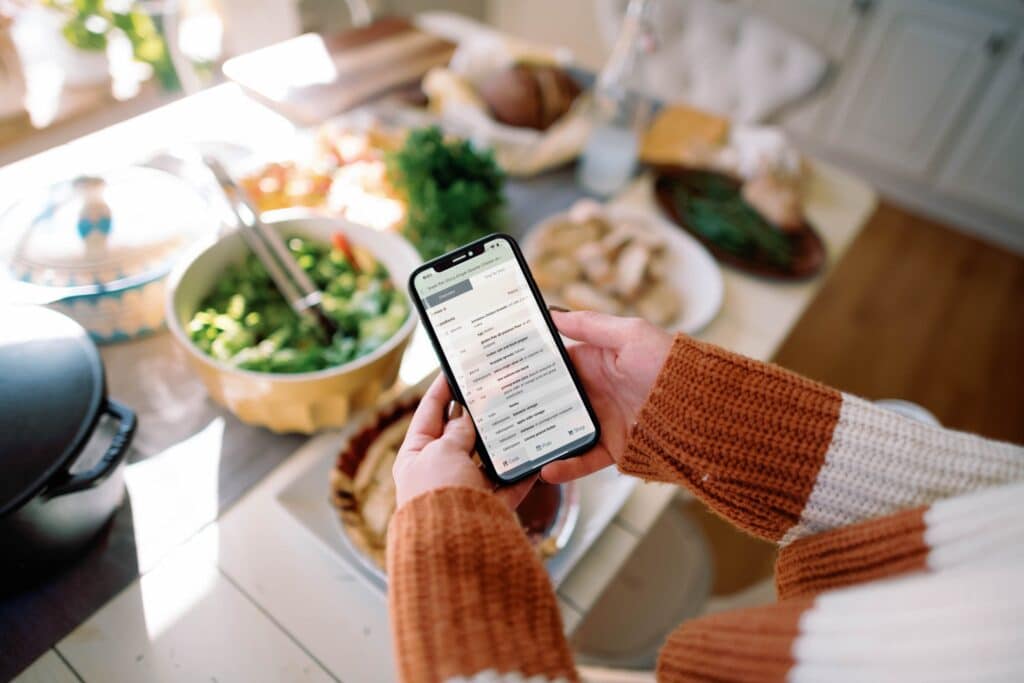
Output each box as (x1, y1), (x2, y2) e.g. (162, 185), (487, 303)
(165, 211), (421, 434)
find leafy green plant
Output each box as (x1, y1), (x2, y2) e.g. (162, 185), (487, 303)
(386, 127), (506, 259)
(45, 0), (180, 90)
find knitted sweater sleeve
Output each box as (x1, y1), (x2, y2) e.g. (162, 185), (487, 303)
(660, 480), (1024, 681)
(387, 487), (578, 683)
(621, 334), (1024, 543)
(385, 480), (1024, 683)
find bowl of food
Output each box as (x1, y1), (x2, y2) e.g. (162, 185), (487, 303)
(166, 211), (420, 433)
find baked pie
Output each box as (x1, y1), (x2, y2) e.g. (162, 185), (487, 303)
(330, 386), (573, 571)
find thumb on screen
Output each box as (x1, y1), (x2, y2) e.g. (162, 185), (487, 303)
(441, 411), (476, 452)
(550, 310), (635, 349)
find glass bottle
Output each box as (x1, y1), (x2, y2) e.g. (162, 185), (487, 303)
(577, 0), (655, 197)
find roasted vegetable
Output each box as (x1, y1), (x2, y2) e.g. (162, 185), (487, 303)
(187, 236), (407, 374)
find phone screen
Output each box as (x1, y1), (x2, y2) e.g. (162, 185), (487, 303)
(411, 236), (598, 480)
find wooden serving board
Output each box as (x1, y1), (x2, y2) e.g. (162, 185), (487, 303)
(223, 17), (455, 125)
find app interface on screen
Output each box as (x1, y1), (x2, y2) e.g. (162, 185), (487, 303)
(413, 239), (597, 478)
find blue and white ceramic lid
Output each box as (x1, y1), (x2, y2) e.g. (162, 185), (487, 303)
(2, 167), (217, 294)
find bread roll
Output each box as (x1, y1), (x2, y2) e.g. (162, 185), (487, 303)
(478, 63), (581, 131)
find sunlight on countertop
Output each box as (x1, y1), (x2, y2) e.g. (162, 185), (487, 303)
(125, 417), (224, 576)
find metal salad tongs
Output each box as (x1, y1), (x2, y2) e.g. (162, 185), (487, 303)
(203, 157), (338, 340)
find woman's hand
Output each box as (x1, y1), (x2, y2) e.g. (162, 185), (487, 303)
(542, 311), (672, 484)
(393, 374), (536, 509)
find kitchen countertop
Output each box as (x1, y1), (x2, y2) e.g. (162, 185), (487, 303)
(2, 83), (877, 682)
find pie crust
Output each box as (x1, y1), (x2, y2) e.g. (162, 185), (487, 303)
(330, 389), (568, 571)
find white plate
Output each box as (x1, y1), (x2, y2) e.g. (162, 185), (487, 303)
(274, 427), (638, 595)
(524, 205), (724, 335)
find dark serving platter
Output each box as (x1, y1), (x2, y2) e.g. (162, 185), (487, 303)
(652, 166), (826, 280)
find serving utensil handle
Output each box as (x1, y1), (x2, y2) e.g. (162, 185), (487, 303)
(203, 157), (339, 340)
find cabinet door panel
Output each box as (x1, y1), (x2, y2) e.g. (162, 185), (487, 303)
(746, 0), (855, 60)
(826, 2), (1007, 178)
(938, 38), (1024, 222)
(747, 0), (865, 135)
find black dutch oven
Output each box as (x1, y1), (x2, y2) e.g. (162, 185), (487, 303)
(0, 305), (136, 584)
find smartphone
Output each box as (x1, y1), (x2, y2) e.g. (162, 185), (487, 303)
(408, 233), (600, 483)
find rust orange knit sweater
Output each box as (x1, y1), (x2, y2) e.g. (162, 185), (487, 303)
(387, 335), (1024, 683)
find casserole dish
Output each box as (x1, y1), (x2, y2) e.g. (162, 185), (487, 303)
(1, 167), (217, 342)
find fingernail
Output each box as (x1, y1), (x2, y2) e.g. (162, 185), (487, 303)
(448, 401), (464, 419)
(548, 305), (570, 313)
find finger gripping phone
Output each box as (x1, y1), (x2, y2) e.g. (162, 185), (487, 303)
(408, 233), (600, 483)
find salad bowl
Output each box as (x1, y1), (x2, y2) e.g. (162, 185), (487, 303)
(166, 211), (421, 433)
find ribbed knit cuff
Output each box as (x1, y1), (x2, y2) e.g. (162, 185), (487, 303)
(658, 598), (813, 682)
(776, 505), (928, 600)
(620, 334), (842, 541)
(777, 479), (1024, 600)
(387, 487), (577, 683)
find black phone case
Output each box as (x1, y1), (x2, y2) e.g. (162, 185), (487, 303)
(407, 233), (601, 484)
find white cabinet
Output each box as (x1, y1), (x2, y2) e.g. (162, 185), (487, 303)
(745, 0), (870, 135)
(744, 0), (860, 60)
(825, 1), (1010, 179)
(938, 37), (1024, 223)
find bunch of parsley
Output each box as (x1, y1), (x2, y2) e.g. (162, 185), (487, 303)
(386, 127), (506, 259)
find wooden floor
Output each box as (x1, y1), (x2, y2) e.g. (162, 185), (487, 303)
(774, 202), (1024, 445)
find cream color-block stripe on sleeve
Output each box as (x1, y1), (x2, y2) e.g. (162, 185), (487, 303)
(780, 395), (1024, 545)
(924, 480), (1024, 571)
(788, 566), (1024, 683)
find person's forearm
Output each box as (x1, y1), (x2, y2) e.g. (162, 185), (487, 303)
(387, 487), (578, 683)
(621, 334), (1024, 544)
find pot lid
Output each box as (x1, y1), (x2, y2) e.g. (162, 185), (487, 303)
(1, 167), (216, 292)
(0, 305), (105, 515)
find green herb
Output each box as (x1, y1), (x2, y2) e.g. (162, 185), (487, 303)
(187, 236), (408, 374)
(386, 127), (506, 259)
(672, 174), (793, 268)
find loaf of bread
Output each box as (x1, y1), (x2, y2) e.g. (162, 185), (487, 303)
(477, 63), (581, 131)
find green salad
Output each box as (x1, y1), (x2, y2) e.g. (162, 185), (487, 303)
(187, 235), (408, 373)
